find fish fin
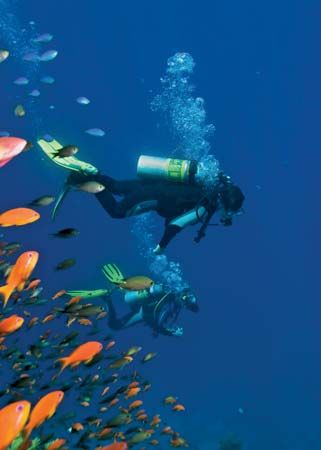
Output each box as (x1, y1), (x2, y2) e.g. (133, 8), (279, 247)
(55, 357), (69, 376)
(17, 280), (27, 292)
(51, 183), (71, 222)
(0, 284), (14, 308)
(84, 356), (94, 365)
(71, 361), (81, 368)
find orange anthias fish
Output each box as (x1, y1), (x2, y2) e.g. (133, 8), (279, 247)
(23, 391), (64, 440)
(98, 442), (128, 450)
(56, 341), (103, 375)
(0, 136), (28, 168)
(0, 314), (24, 335)
(46, 439), (67, 450)
(0, 251), (39, 307)
(125, 387), (141, 399)
(0, 207), (40, 227)
(26, 278), (41, 290)
(0, 400), (31, 450)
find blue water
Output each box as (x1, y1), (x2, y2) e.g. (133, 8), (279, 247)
(0, 1), (319, 449)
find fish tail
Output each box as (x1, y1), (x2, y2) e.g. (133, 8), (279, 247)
(55, 357), (69, 376)
(0, 284), (14, 308)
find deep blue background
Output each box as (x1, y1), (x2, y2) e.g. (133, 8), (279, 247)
(0, 1), (320, 448)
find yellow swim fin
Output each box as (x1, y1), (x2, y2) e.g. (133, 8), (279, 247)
(38, 137), (98, 220)
(102, 264), (125, 285)
(37, 138), (98, 175)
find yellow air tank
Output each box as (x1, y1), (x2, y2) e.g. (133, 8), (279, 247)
(137, 155), (198, 184)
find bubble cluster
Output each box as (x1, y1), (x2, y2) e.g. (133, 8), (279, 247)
(131, 215), (188, 292)
(151, 52), (219, 171)
(134, 52), (220, 291)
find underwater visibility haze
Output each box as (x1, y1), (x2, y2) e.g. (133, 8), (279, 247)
(0, 0), (319, 449)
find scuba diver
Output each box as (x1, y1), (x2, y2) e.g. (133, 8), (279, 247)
(103, 263), (199, 337)
(38, 139), (245, 253)
(66, 263), (199, 337)
(105, 285), (198, 337)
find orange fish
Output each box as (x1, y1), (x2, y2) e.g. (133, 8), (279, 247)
(71, 422), (84, 432)
(108, 397), (119, 408)
(67, 295), (82, 305)
(0, 207), (40, 227)
(26, 278), (41, 290)
(97, 427), (113, 438)
(56, 341), (103, 375)
(0, 400), (31, 450)
(106, 340), (116, 350)
(0, 314), (24, 335)
(101, 386), (110, 396)
(0, 251), (39, 307)
(150, 415), (161, 427)
(28, 317), (39, 328)
(0, 137), (28, 168)
(23, 391), (64, 439)
(78, 318), (92, 326)
(125, 387), (141, 399)
(172, 404), (185, 412)
(42, 314), (56, 324)
(128, 400), (143, 411)
(46, 439), (66, 450)
(98, 442), (128, 450)
(137, 413), (148, 422)
(52, 289), (66, 300)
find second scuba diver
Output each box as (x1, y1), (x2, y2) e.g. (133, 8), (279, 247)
(67, 263), (199, 337)
(38, 139), (245, 253)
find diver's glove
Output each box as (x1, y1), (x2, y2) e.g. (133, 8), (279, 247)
(153, 245), (164, 255)
(169, 326), (183, 337)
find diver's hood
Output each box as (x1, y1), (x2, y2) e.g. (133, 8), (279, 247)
(181, 291), (199, 313)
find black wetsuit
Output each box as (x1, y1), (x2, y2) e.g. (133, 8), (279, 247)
(106, 293), (182, 337)
(69, 170), (243, 249)
(92, 174), (215, 249)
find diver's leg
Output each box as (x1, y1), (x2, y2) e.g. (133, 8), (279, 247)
(105, 298), (143, 330)
(96, 183), (158, 218)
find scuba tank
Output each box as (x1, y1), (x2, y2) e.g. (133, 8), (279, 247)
(124, 284), (163, 307)
(137, 155), (198, 184)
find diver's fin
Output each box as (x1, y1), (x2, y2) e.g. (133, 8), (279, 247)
(51, 183), (71, 221)
(102, 264), (125, 285)
(65, 289), (110, 299)
(37, 138), (98, 175)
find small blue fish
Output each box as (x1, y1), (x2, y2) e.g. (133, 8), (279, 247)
(32, 33), (53, 43)
(77, 96), (90, 105)
(0, 131), (10, 137)
(39, 50), (58, 62)
(85, 128), (105, 137)
(41, 75), (55, 84)
(14, 77), (29, 86)
(29, 89), (40, 97)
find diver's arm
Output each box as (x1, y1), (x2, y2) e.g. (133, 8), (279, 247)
(154, 206), (209, 253)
